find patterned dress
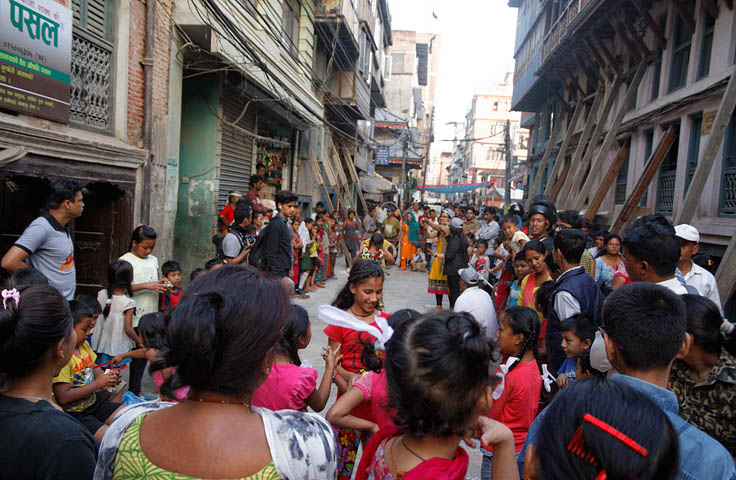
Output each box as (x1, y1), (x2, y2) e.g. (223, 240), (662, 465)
(427, 235), (449, 295)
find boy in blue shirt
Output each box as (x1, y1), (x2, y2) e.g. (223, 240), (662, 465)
(556, 313), (594, 388)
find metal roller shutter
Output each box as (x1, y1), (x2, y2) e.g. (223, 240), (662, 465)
(219, 85), (256, 209)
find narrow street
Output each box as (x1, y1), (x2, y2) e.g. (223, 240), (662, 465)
(295, 257), (485, 479)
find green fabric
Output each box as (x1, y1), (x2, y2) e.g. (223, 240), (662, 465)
(112, 415), (280, 479)
(405, 212), (420, 247)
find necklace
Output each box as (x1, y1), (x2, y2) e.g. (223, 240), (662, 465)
(349, 308), (373, 318)
(187, 396), (250, 407)
(401, 436), (428, 462)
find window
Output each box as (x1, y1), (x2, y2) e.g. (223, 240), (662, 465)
(359, 31), (371, 80)
(697, 9), (715, 79)
(656, 124), (680, 215)
(650, 14), (666, 100)
(615, 147), (630, 204)
(382, 54), (392, 81)
(668, 0), (694, 92)
(719, 110), (736, 216)
(685, 114), (702, 193)
(641, 130), (654, 206)
(281, 0), (300, 56)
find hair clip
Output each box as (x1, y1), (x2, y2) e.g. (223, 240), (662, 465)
(1, 288), (20, 309)
(541, 364), (556, 392)
(492, 356), (518, 399)
(583, 413), (648, 457)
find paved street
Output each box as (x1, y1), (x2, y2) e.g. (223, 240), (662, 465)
(294, 257), (485, 479)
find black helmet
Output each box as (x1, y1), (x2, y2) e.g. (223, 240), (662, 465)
(529, 202), (557, 226)
(509, 202), (524, 217)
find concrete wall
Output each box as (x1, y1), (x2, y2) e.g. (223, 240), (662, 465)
(174, 74), (221, 279)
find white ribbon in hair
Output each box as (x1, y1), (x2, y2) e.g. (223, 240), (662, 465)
(541, 364), (557, 393)
(721, 319), (735, 335)
(492, 356), (519, 400)
(318, 305), (394, 350)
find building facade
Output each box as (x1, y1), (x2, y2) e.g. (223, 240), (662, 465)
(509, 0), (735, 289)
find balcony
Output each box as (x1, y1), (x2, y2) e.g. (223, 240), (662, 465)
(325, 69), (371, 120)
(539, 0), (605, 70)
(542, 0), (580, 64)
(315, 0), (361, 62)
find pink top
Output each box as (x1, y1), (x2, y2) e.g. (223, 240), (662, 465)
(251, 363), (318, 411)
(353, 371), (394, 430)
(151, 367), (190, 402)
(487, 360), (542, 452)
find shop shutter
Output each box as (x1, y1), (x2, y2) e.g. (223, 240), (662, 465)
(219, 85), (256, 209)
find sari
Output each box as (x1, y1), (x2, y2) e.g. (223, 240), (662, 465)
(428, 235), (449, 295)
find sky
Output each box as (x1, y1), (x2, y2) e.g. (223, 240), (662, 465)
(389, 0), (518, 144)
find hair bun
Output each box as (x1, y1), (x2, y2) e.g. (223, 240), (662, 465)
(0, 297), (20, 339)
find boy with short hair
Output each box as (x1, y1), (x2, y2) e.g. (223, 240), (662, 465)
(159, 260), (183, 312)
(410, 249), (427, 272)
(556, 313), (595, 388)
(675, 224), (721, 306)
(53, 300), (124, 442)
(500, 214), (528, 255)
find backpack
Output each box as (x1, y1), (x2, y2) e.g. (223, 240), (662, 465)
(248, 223), (271, 270)
(217, 229), (246, 263)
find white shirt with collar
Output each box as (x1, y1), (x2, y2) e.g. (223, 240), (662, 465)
(590, 276), (691, 373)
(553, 266), (583, 321)
(454, 285), (498, 341)
(682, 261), (721, 307)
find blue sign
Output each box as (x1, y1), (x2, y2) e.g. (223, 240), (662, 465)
(375, 145), (390, 166)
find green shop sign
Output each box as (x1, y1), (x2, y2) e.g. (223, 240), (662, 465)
(0, 0), (72, 123)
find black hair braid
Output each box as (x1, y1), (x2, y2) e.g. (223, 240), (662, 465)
(332, 260), (384, 310)
(504, 306), (541, 375)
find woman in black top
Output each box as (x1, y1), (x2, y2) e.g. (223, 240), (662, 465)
(0, 284), (97, 479)
(443, 217), (469, 307)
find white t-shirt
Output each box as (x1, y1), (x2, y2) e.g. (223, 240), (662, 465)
(119, 252), (159, 328)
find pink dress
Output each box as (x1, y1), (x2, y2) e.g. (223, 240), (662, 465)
(353, 371), (394, 430)
(252, 363), (318, 411)
(151, 367), (190, 402)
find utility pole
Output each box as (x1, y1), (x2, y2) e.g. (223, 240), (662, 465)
(421, 112), (434, 203)
(504, 119), (512, 206)
(400, 130), (408, 211)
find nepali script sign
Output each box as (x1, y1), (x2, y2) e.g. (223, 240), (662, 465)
(0, 0), (72, 123)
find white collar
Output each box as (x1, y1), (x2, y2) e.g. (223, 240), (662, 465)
(657, 277), (688, 295)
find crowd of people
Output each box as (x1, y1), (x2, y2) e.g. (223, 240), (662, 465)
(1, 179), (735, 480)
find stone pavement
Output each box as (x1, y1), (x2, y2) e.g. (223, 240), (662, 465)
(293, 257), (485, 479)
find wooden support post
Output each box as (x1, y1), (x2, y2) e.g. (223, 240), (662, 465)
(526, 108), (566, 210)
(329, 142), (350, 188)
(631, 0), (667, 49)
(339, 147), (370, 215)
(724, 0), (733, 10)
(309, 152), (354, 266)
(592, 34), (623, 78)
(715, 234), (736, 306)
(611, 126), (677, 233)
(559, 77), (623, 207)
(618, 11), (652, 58)
(544, 99), (586, 197)
(573, 61), (648, 210)
(584, 37), (613, 82)
(550, 157), (571, 201)
(583, 142), (630, 222)
(676, 67), (736, 224)
(609, 16), (642, 62)
(671, 0), (696, 32)
(555, 86), (605, 205)
(702, 0), (719, 18)
(574, 51), (599, 88)
(539, 75), (572, 113)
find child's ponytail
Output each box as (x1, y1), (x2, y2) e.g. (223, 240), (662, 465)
(359, 309), (421, 373)
(103, 260), (135, 317)
(332, 259), (384, 310)
(503, 306), (541, 375)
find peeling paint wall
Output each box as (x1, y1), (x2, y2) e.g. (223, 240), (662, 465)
(174, 73), (221, 280)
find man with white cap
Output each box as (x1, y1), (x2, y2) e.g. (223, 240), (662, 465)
(675, 224), (721, 307)
(455, 266), (498, 341)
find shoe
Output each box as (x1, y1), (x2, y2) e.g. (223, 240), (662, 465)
(298, 293), (310, 299)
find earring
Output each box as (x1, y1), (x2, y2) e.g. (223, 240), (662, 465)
(265, 367), (271, 375)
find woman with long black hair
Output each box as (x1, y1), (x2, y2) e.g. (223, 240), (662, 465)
(443, 217), (469, 308)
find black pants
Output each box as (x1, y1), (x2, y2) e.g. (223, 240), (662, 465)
(435, 293), (444, 307)
(128, 327), (146, 395)
(447, 274), (461, 308)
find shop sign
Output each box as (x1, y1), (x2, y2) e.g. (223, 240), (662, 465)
(0, 0), (72, 123)
(375, 145), (390, 166)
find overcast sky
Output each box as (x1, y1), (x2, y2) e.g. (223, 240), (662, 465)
(389, 0), (518, 143)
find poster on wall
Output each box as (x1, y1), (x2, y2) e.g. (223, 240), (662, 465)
(375, 145), (390, 166)
(0, 0), (72, 123)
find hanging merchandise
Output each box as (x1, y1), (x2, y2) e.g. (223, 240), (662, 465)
(416, 180), (497, 194)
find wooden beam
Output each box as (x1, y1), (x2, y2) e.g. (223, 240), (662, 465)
(551, 157), (572, 201)
(0, 146), (27, 167)
(618, 11), (652, 58)
(671, 0), (696, 32)
(329, 141), (350, 187)
(574, 51), (600, 88)
(526, 111), (565, 210)
(557, 85), (607, 206)
(583, 37), (613, 82)
(703, 0), (719, 18)
(583, 142), (630, 222)
(574, 61), (648, 210)
(339, 147), (370, 215)
(611, 126), (677, 233)
(609, 16), (642, 62)
(559, 77), (623, 207)
(539, 75), (572, 112)
(544, 99), (586, 197)
(631, 0), (667, 49)
(591, 34), (623, 78)
(715, 234), (736, 307)
(676, 67), (736, 224)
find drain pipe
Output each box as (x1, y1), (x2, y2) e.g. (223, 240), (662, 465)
(140, 0), (156, 224)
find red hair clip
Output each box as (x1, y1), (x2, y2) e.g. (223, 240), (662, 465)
(583, 413), (649, 457)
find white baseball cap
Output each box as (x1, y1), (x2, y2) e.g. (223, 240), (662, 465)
(674, 224), (699, 243)
(450, 217), (464, 229)
(458, 267), (480, 285)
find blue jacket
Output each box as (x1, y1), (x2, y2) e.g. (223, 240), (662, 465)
(517, 375), (736, 480)
(546, 266), (604, 372)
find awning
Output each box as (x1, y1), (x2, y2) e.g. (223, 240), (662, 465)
(360, 172), (396, 194)
(417, 180), (496, 194)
